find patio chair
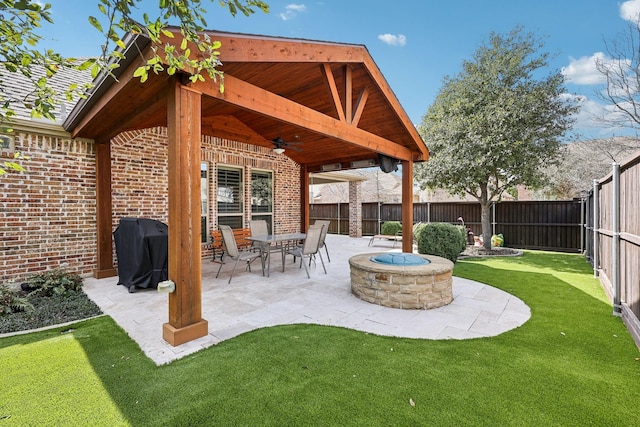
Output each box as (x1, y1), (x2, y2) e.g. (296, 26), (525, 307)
(287, 224), (326, 278)
(313, 220), (331, 262)
(216, 225), (264, 284)
(249, 219), (285, 265)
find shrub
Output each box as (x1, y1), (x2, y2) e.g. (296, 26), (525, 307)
(381, 221), (402, 236)
(413, 222), (427, 241)
(0, 284), (33, 315)
(416, 222), (467, 263)
(22, 268), (84, 297)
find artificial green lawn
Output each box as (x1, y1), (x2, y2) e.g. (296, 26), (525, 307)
(1, 251), (639, 426)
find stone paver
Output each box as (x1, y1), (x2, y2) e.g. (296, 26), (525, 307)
(82, 234), (531, 365)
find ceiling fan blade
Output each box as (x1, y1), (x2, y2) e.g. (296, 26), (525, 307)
(272, 136), (286, 146)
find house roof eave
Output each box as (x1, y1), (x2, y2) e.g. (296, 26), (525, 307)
(62, 32), (152, 133)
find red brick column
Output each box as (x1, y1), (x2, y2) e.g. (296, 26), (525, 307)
(349, 180), (362, 237)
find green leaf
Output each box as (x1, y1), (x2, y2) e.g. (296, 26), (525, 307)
(91, 63), (100, 79)
(88, 16), (103, 33)
(133, 66), (147, 78)
(77, 58), (95, 71)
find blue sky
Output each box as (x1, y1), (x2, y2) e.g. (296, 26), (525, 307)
(40, 0), (640, 139)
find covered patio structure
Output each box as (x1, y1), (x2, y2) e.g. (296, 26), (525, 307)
(63, 29), (429, 346)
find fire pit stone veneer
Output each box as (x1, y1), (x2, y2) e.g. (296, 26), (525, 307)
(349, 253), (454, 309)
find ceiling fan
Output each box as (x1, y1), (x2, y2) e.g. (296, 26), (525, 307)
(271, 127), (302, 154)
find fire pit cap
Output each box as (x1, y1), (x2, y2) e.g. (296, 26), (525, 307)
(370, 253), (430, 266)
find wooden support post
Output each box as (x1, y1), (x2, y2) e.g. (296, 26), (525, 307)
(94, 141), (117, 278)
(162, 79), (208, 346)
(401, 160), (414, 253)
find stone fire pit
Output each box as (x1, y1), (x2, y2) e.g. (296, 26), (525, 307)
(349, 253), (454, 309)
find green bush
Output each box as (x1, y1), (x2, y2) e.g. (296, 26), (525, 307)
(381, 221), (402, 236)
(413, 222), (426, 242)
(22, 268), (84, 297)
(416, 222), (467, 263)
(0, 284), (33, 315)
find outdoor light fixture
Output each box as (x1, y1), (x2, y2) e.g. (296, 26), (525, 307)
(272, 147), (285, 155)
(350, 159), (376, 168)
(320, 163), (342, 172)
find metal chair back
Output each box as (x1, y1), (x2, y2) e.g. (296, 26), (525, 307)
(302, 224), (323, 255)
(219, 225), (240, 258)
(249, 219), (269, 237)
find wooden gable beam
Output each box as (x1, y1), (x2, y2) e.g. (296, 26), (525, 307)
(352, 87), (369, 127)
(320, 64), (345, 122)
(162, 31), (369, 63)
(344, 65), (352, 124)
(363, 55), (429, 161)
(196, 73), (414, 161)
(321, 64), (368, 127)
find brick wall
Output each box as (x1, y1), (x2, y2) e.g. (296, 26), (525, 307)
(112, 129), (301, 262)
(203, 136), (301, 235)
(0, 126), (302, 282)
(1, 131), (97, 281)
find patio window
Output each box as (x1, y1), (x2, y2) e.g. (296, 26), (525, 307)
(217, 166), (243, 229)
(251, 170), (273, 233)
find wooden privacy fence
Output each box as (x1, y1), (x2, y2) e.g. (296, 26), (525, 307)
(585, 151), (640, 346)
(310, 200), (586, 253)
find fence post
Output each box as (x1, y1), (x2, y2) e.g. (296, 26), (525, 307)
(593, 180), (599, 278)
(612, 163), (621, 315)
(580, 197), (585, 254)
(337, 202), (341, 235)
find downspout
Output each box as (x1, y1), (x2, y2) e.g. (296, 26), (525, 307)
(612, 163), (622, 316)
(593, 179), (599, 278)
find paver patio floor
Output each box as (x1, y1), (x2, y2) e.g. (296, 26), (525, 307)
(83, 234), (531, 365)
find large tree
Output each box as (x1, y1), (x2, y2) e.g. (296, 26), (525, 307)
(594, 15), (640, 131)
(415, 27), (578, 249)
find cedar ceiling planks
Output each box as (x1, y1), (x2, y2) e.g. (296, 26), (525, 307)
(67, 29), (429, 167)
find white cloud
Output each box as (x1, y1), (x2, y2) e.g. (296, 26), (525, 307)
(620, 0), (640, 21)
(561, 53), (608, 85)
(280, 4), (306, 21)
(377, 33), (407, 47)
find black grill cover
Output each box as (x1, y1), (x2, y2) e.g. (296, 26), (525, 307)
(113, 218), (168, 291)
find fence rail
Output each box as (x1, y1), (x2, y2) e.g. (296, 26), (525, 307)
(311, 200), (586, 253)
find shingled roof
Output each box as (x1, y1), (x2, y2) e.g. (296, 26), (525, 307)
(2, 60), (93, 124)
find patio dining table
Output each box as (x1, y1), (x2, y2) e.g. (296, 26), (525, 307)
(247, 232), (306, 277)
